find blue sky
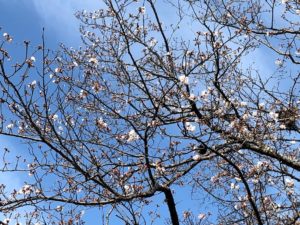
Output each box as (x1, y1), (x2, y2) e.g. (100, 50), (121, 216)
(0, 0), (103, 46)
(0, 1), (202, 224)
(0, 0), (107, 224)
(0, 1), (293, 224)
(0, 0), (216, 224)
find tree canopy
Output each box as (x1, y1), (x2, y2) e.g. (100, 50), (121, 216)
(0, 0), (300, 224)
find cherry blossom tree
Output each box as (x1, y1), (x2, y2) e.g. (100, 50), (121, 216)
(0, 0), (300, 224)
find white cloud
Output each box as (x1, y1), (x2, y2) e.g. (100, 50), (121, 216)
(29, 0), (104, 44)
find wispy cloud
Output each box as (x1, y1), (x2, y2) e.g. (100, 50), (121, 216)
(29, 0), (104, 45)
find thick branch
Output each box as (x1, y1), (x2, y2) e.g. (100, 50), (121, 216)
(158, 186), (179, 225)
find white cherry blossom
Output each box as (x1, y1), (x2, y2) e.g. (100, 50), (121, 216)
(178, 75), (189, 84)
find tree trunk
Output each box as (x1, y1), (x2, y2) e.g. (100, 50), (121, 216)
(160, 187), (180, 225)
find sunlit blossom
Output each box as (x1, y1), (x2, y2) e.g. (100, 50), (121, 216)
(186, 122), (196, 132)
(6, 123), (14, 130)
(139, 6), (146, 14)
(56, 205), (63, 212)
(198, 213), (206, 220)
(28, 80), (37, 89)
(35, 189), (42, 195)
(242, 113), (250, 120)
(193, 154), (201, 161)
(155, 165), (166, 175)
(3, 32), (12, 42)
(79, 89), (88, 98)
(178, 75), (189, 84)
(275, 59), (283, 66)
(51, 114), (59, 121)
(149, 38), (157, 47)
(252, 111), (258, 117)
(124, 184), (132, 194)
(279, 124), (286, 129)
(240, 101), (247, 107)
(127, 129), (139, 142)
(285, 178), (294, 188)
(96, 118), (108, 130)
(54, 67), (62, 73)
(258, 102), (265, 109)
(19, 184), (33, 195)
(3, 218), (10, 224)
(230, 183), (240, 190)
(200, 90), (209, 98)
(88, 57), (98, 64)
(234, 204), (240, 210)
(269, 111), (279, 120)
